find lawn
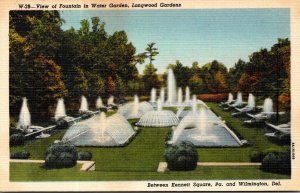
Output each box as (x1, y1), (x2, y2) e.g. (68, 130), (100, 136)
(10, 163), (289, 181)
(10, 102), (291, 181)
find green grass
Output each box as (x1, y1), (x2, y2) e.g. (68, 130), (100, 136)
(10, 103), (291, 181)
(10, 163), (289, 181)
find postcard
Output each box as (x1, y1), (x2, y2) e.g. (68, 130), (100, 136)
(0, 0), (300, 191)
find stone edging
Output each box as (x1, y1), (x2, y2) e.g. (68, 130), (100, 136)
(10, 159), (95, 171)
(157, 162), (262, 173)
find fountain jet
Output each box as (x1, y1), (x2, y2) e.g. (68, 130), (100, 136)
(160, 88), (165, 104)
(185, 86), (190, 103)
(79, 96), (89, 112)
(55, 98), (66, 121)
(150, 88), (157, 103)
(263, 98), (273, 113)
(96, 97), (104, 109)
(177, 87), (183, 105)
(17, 97), (31, 130)
(167, 68), (177, 104)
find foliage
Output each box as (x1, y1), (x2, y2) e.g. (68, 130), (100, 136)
(261, 150), (291, 174)
(78, 151), (93, 160)
(9, 11), (141, 120)
(10, 151), (30, 159)
(45, 143), (78, 168)
(165, 141), (198, 171)
(10, 133), (25, 146)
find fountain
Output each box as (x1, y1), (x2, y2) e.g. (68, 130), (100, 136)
(177, 87), (183, 105)
(263, 98), (273, 113)
(137, 99), (179, 127)
(62, 112), (135, 146)
(17, 97), (31, 130)
(167, 68), (177, 104)
(132, 95), (139, 117)
(118, 95), (154, 119)
(192, 95), (197, 114)
(236, 92), (243, 104)
(79, 96), (88, 112)
(171, 105), (241, 146)
(228, 93), (234, 103)
(248, 93), (255, 108)
(150, 88), (157, 103)
(160, 88), (165, 104)
(54, 98), (66, 121)
(107, 95), (115, 106)
(185, 86), (190, 103)
(96, 97), (104, 109)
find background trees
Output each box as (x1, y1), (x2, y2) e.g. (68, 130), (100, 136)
(9, 10), (290, 120)
(9, 11), (140, 119)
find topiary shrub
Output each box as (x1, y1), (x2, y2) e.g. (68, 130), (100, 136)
(164, 141), (198, 171)
(44, 143), (78, 169)
(250, 150), (265, 162)
(78, 151), (92, 160)
(55, 117), (69, 130)
(10, 133), (25, 146)
(261, 150), (291, 174)
(10, 151), (30, 159)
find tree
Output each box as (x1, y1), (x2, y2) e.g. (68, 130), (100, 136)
(145, 42), (159, 65)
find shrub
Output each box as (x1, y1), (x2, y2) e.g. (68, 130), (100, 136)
(10, 151), (30, 159)
(250, 147), (289, 163)
(250, 151), (264, 162)
(10, 133), (25, 146)
(78, 151), (92, 160)
(55, 117), (69, 130)
(44, 143), (78, 168)
(164, 141), (198, 171)
(261, 150), (291, 174)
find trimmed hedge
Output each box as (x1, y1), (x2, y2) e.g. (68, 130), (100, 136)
(44, 143), (78, 169)
(164, 141), (198, 171)
(261, 150), (291, 174)
(10, 133), (25, 146)
(78, 151), (92, 160)
(55, 117), (69, 130)
(10, 151), (30, 159)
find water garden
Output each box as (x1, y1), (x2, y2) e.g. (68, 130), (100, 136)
(9, 11), (291, 181)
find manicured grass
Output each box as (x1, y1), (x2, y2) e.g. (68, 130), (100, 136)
(10, 163), (289, 181)
(77, 127), (169, 172)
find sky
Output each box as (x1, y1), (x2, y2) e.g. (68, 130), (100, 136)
(59, 9), (290, 74)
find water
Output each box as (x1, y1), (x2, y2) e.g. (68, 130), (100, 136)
(17, 97), (31, 130)
(132, 95), (139, 117)
(98, 112), (107, 138)
(150, 88), (156, 103)
(263, 98), (273, 113)
(79, 96), (88, 112)
(198, 107), (208, 135)
(185, 86), (190, 102)
(177, 87), (183, 105)
(228, 93), (233, 102)
(62, 113), (135, 146)
(236, 92), (243, 104)
(160, 88), (165, 104)
(157, 99), (162, 111)
(107, 95), (115, 105)
(248, 93), (255, 108)
(54, 98), (66, 121)
(171, 102), (241, 146)
(167, 68), (177, 104)
(192, 95), (197, 114)
(96, 97), (104, 109)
